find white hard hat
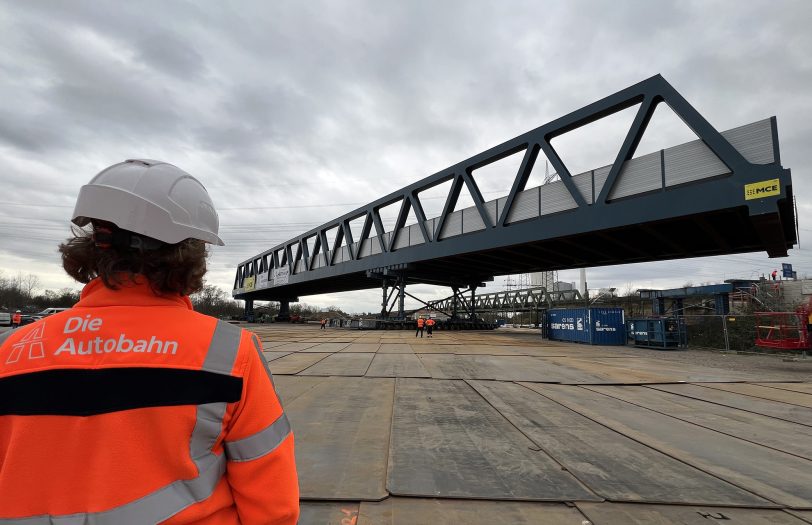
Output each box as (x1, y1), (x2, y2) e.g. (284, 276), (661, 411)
(72, 159), (224, 246)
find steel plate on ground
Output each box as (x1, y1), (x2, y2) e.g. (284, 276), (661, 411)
(262, 341), (291, 349)
(286, 377), (394, 500)
(272, 341), (321, 352)
(298, 353), (375, 376)
(557, 356), (758, 383)
(341, 343), (381, 353)
(358, 498), (586, 525)
(262, 351), (292, 361)
(703, 383), (812, 408)
(365, 353), (431, 378)
(416, 354), (607, 382)
(525, 384), (812, 508)
(519, 357), (617, 383)
(587, 385), (812, 460)
(468, 380), (769, 505)
(303, 342), (352, 352)
(461, 355), (576, 381)
(273, 376), (330, 406)
(786, 510), (812, 522)
(408, 346), (458, 354)
(757, 383), (812, 395)
(299, 501), (359, 524)
(651, 383), (812, 427)
(450, 345), (529, 355)
(413, 354), (485, 379)
(576, 502), (807, 525)
(535, 357), (670, 383)
(378, 343), (414, 354)
(387, 378), (599, 501)
(268, 352), (332, 375)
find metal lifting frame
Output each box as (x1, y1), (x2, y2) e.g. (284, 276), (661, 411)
(430, 285), (583, 314)
(380, 275), (407, 319)
(234, 74), (794, 305)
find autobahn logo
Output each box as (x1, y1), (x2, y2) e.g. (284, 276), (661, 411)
(6, 322), (46, 364)
(744, 178), (780, 201)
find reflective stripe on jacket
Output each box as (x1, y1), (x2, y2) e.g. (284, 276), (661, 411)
(0, 278), (299, 524)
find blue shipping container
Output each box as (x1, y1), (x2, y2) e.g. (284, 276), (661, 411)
(547, 308), (626, 345)
(626, 318), (687, 349)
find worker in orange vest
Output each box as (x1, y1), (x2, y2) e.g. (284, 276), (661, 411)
(807, 309), (812, 340)
(11, 310), (21, 328)
(415, 316), (425, 338)
(0, 160), (298, 524)
(426, 317), (436, 338)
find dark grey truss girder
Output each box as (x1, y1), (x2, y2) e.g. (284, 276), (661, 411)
(233, 74), (795, 302)
(429, 286), (583, 314)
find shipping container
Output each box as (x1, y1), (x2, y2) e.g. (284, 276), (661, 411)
(626, 318), (687, 349)
(546, 307), (626, 345)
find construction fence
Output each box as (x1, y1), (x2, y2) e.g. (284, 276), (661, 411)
(681, 314), (808, 353)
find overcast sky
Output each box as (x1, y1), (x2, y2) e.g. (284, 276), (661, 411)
(1, 0), (810, 312)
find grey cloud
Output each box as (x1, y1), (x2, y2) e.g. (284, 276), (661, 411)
(134, 30), (207, 80)
(2, 0), (812, 312)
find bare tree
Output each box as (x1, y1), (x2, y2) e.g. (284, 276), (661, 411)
(21, 273), (40, 299)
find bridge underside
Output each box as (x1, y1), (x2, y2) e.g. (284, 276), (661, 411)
(243, 199), (795, 301)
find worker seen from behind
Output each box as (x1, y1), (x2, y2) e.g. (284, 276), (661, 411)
(11, 310), (21, 329)
(415, 316), (425, 338)
(0, 160), (299, 524)
(426, 317), (435, 338)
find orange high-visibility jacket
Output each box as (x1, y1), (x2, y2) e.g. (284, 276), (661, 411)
(426, 319), (435, 327)
(11, 313), (21, 325)
(416, 318), (424, 328)
(0, 278), (299, 524)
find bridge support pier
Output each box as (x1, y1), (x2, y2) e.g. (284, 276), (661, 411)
(397, 276), (406, 319)
(381, 280), (389, 319)
(244, 299), (255, 323)
(276, 300), (291, 322)
(378, 274), (408, 320)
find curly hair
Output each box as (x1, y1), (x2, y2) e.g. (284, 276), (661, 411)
(59, 223), (208, 296)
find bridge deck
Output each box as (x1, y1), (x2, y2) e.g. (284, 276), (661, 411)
(253, 324), (812, 524)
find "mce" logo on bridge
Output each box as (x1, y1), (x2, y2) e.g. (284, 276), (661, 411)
(744, 178), (780, 201)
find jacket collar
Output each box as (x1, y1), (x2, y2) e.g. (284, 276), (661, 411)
(75, 276), (193, 310)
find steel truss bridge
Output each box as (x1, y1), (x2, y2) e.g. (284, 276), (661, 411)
(422, 286), (583, 320)
(233, 75), (796, 321)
